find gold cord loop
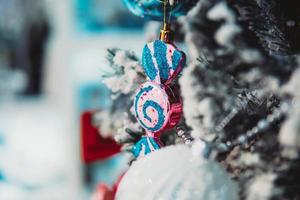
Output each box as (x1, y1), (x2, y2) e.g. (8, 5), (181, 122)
(159, 0), (173, 42)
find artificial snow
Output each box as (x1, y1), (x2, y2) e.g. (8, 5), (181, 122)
(247, 173), (278, 200)
(207, 2), (241, 47)
(279, 67), (300, 155)
(102, 50), (143, 95)
(179, 65), (208, 139)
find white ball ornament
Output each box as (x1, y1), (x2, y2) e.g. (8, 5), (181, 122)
(116, 144), (239, 200)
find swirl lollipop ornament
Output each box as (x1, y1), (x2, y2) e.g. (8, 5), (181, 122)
(132, 1), (186, 158)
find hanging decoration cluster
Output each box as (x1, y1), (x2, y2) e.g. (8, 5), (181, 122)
(131, 0), (186, 157)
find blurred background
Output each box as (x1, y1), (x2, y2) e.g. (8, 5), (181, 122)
(0, 0), (147, 199)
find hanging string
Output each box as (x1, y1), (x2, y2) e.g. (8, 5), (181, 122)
(158, 0), (174, 42)
(168, 1), (173, 24)
(158, 0), (169, 29)
(164, 0), (167, 27)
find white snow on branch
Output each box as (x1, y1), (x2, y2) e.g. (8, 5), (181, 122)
(102, 50), (144, 95)
(207, 2), (241, 46)
(279, 67), (300, 158)
(247, 173), (279, 200)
